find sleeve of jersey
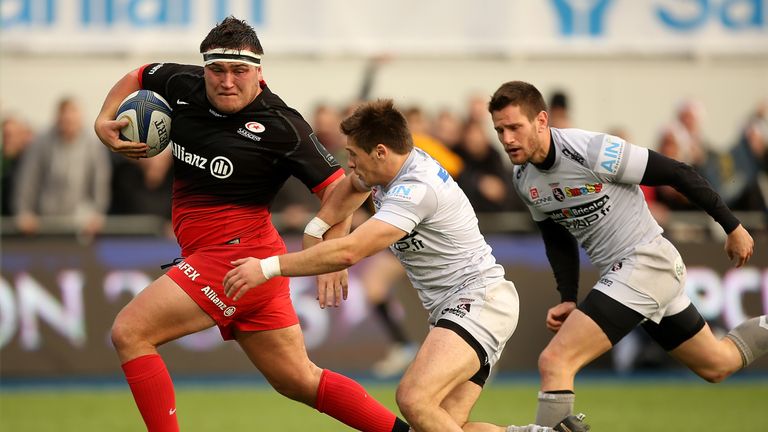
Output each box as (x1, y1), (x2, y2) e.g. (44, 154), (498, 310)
(536, 218), (580, 303)
(372, 183), (437, 234)
(139, 63), (197, 99)
(282, 123), (344, 193)
(641, 150), (741, 233)
(586, 134), (649, 184)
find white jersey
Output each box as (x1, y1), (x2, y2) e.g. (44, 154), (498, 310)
(371, 148), (505, 312)
(513, 128), (663, 273)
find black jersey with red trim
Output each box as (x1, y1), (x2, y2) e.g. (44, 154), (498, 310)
(139, 63), (343, 255)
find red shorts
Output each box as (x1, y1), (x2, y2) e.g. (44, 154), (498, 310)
(166, 240), (298, 340)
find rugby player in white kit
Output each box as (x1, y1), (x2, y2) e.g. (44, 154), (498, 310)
(488, 80), (767, 428)
(222, 99), (589, 432)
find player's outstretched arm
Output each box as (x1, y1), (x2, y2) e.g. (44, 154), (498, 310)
(640, 150), (741, 232)
(225, 218), (406, 301)
(93, 68), (148, 159)
(309, 174), (356, 308)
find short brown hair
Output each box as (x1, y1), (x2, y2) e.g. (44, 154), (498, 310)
(339, 99), (413, 155)
(488, 81), (547, 121)
(200, 16), (263, 54)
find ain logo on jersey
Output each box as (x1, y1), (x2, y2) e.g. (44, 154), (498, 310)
(596, 135), (626, 175)
(387, 183), (427, 204)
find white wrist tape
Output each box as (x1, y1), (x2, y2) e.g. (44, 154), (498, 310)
(304, 217), (331, 239)
(261, 256), (282, 280)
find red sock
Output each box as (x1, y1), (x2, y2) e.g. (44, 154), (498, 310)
(121, 354), (179, 432)
(315, 369), (406, 432)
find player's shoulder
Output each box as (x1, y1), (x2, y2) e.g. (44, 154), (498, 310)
(247, 87), (312, 135)
(143, 63), (202, 81)
(405, 149), (453, 186)
(552, 127), (599, 153)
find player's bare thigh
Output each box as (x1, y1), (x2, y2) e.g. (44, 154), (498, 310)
(668, 322), (742, 380)
(235, 324), (323, 405)
(112, 274), (216, 362)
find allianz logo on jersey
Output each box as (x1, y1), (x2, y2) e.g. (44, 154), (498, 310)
(172, 142), (234, 179)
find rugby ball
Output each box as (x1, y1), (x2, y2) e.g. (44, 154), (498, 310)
(116, 90), (172, 157)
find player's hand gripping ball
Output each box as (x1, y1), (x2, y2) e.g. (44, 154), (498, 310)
(116, 90), (172, 157)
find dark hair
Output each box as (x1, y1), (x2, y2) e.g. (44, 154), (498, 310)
(488, 81), (547, 121)
(549, 91), (569, 110)
(339, 99), (413, 155)
(199, 16), (263, 54)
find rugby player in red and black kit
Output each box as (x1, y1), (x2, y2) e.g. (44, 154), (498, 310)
(94, 16), (409, 432)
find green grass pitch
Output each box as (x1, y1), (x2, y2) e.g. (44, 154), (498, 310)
(1, 378), (766, 431)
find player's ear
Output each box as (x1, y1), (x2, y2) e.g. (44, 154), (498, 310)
(536, 110), (549, 132)
(375, 143), (387, 159)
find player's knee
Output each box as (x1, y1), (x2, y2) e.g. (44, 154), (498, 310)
(395, 383), (429, 425)
(268, 372), (317, 404)
(694, 366), (733, 384)
(538, 346), (566, 375)
(110, 318), (141, 352)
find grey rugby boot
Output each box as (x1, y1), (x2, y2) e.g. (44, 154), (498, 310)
(553, 413), (590, 432)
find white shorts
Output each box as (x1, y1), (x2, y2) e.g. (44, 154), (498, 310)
(594, 235), (690, 324)
(428, 279), (519, 370)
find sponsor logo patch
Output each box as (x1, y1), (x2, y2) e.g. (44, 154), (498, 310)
(394, 231), (424, 252)
(175, 261), (200, 281)
(148, 63), (164, 75)
(562, 147), (585, 165)
(310, 133), (339, 167)
(245, 121), (265, 133)
(441, 302), (472, 318)
(596, 136), (625, 175)
(200, 286), (236, 315)
(553, 187), (565, 202)
(172, 142), (208, 170)
(387, 183), (427, 204)
(565, 183), (603, 198)
(210, 156), (234, 179)
(237, 127), (262, 141)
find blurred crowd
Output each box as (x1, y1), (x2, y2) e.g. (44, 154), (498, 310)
(2, 82), (766, 379)
(2, 87), (767, 242)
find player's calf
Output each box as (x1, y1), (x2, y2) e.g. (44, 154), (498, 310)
(726, 315), (768, 369)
